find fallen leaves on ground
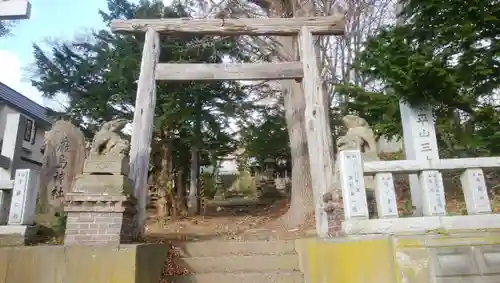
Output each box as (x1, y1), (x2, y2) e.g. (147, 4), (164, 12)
(159, 246), (192, 282)
(146, 198), (313, 241)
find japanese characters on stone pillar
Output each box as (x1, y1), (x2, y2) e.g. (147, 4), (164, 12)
(39, 120), (85, 215)
(338, 150), (369, 220)
(419, 170), (446, 216)
(8, 169), (39, 225)
(460, 169), (491, 214)
(400, 102), (443, 216)
(374, 173), (398, 218)
(54, 138), (70, 196)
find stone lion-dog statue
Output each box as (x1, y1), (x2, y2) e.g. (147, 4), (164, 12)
(90, 118), (130, 158)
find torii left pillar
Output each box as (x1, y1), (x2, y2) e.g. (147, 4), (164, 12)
(0, 0), (31, 20)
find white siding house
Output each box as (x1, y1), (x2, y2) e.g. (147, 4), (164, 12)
(0, 82), (52, 170)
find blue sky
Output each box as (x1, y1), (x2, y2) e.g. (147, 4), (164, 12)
(0, 0), (108, 107)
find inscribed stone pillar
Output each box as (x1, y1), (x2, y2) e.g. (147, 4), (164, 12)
(399, 101), (441, 216)
(38, 120), (85, 216)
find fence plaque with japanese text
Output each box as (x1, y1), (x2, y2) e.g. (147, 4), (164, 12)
(419, 170), (446, 216)
(338, 150), (369, 220)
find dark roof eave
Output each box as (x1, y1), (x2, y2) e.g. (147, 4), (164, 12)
(0, 82), (53, 126)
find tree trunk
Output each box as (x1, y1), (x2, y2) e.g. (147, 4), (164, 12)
(280, 79), (314, 228)
(175, 169), (186, 218)
(188, 146), (199, 215)
(157, 128), (173, 218)
(187, 95), (202, 216)
(269, 10), (312, 229)
(268, 0), (317, 229)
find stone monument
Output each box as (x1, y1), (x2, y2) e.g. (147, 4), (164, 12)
(324, 115), (380, 216)
(64, 118), (136, 245)
(256, 159), (281, 199)
(38, 120), (86, 221)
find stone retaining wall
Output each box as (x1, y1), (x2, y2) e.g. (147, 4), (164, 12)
(295, 232), (500, 283)
(0, 244), (169, 283)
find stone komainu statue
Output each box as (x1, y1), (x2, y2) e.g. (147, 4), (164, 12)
(90, 118), (130, 158)
(324, 115), (380, 215)
(336, 114), (380, 168)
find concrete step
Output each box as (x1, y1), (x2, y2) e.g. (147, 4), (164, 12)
(178, 240), (295, 257)
(181, 254), (299, 273)
(167, 271), (304, 283)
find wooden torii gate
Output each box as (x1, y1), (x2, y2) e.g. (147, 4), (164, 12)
(111, 15), (345, 237)
(0, 0), (31, 20)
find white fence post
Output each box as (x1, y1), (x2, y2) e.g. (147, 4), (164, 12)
(8, 169), (39, 225)
(420, 170), (447, 216)
(343, 156), (500, 235)
(338, 150), (369, 220)
(374, 173), (399, 218)
(460, 168), (491, 214)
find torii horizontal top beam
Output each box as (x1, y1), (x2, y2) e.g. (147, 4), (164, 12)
(155, 62), (303, 81)
(110, 15), (344, 35)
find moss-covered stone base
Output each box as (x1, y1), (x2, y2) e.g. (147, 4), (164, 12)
(296, 232), (500, 283)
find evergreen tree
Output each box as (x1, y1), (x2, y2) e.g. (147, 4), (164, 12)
(30, 0), (253, 214)
(340, 0), (500, 157)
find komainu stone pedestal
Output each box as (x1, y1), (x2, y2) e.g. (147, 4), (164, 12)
(64, 194), (136, 245)
(64, 155), (136, 245)
(72, 156), (132, 195)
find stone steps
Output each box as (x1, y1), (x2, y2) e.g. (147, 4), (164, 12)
(176, 240), (296, 257)
(172, 240), (303, 283)
(168, 271), (304, 283)
(181, 254), (299, 273)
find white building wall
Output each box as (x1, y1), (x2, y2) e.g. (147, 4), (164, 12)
(377, 136), (403, 153)
(0, 105), (48, 167)
(201, 158), (239, 175)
